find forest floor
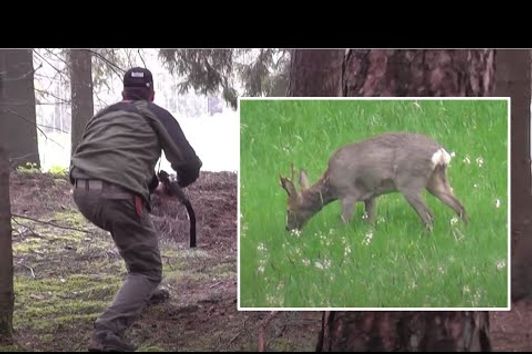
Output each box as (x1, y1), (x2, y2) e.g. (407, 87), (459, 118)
(1, 170), (531, 352)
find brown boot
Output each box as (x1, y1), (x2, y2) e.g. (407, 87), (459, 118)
(88, 331), (136, 352)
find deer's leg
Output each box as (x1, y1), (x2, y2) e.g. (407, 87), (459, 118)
(402, 191), (434, 231)
(396, 169), (435, 231)
(427, 170), (468, 223)
(363, 197), (376, 223)
(340, 197), (357, 224)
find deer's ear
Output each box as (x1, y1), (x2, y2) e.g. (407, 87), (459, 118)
(280, 176), (298, 197)
(299, 169), (310, 190)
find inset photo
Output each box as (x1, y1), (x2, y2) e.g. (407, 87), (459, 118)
(238, 98), (509, 310)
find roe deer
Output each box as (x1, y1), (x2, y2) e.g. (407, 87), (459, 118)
(279, 132), (467, 232)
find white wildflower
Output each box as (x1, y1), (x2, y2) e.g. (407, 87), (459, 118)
(314, 261), (324, 270)
(362, 231), (374, 246)
(473, 183), (479, 189)
(257, 243), (267, 253)
(473, 289), (482, 304)
(266, 294), (276, 305)
(302, 258), (311, 267)
(450, 151), (456, 158)
(257, 265), (265, 273)
(344, 245), (352, 257)
(495, 199), (501, 208)
(463, 156), (471, 164)
(496, 260), (506, 271)
(463, 285), (471, 294)
(476, 157), (484, 168)
(290, 229), (302, 237)
(450, 217), (459, 226)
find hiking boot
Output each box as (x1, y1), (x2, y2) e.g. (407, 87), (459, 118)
(147, 288), (170, 306)
(88, 331), (136, 352)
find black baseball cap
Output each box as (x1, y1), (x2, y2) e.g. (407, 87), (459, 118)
(123, 67), (154, 90)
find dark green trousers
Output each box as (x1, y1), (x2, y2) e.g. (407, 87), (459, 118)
(73, 187), (162, 336)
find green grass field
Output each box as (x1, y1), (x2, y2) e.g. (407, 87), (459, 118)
(239, 98), (508, 309)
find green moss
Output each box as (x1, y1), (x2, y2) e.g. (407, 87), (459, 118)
(16, 162), (40, 174)
(51, 210), (88, 229)
(14, 274), (121, 332)
(12, 239), (45, 254)
(48, 165), (69, 177)
(0, 343), (27, 352)
(208, 262), (235, 278)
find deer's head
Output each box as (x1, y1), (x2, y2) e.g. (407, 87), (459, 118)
(279, 164), (313, 232)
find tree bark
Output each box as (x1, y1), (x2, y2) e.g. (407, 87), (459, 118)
(289, 49), (496, 352)
(319, 312), (490, 352)
(0, 49), (40, 168)
(288, 49), (345, 97)
(0, 64), (14, 343)
(494, 50), (532, 301)
(69, 49), (94, 155)
(343, 49), (495, 97)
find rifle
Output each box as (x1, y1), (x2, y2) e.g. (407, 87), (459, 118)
(157, 170), (197, 248)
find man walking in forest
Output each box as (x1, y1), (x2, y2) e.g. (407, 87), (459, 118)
(69, 67), (202, 352)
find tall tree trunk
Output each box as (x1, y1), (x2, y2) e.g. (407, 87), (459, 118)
(0, 49), (40, 168)
(0, 63), (15, 344)
(0, 146), (14, 345)
(289, 49), (496, 352)
(69, 49), (94, 155)
(343, 49), (495, 97)
(288, 49), (345, 97)
(495, 50), (532, 301)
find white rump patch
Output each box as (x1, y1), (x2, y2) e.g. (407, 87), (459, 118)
(431, 148), (451, 168)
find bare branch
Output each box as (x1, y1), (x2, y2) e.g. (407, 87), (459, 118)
(3, 63), (43, 82)
(36, 102), (70, 106)
(23, 264), (36, 279)
(12, 213), (90, 234)
(33, 50), (66, 77)
(94, 91), (111, 109)
(138, 49), (147, 68)
(12, 218), (45, 239)
(1, 108), (65, 148)
(43, 49), (70, 67)
(89, 50), (125, 77)
(125, 49), (133, 68)
(34, 88), (71, 105)
(35, 123), (69, 134)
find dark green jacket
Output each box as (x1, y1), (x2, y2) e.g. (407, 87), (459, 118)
(70, 100), (202, 203)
